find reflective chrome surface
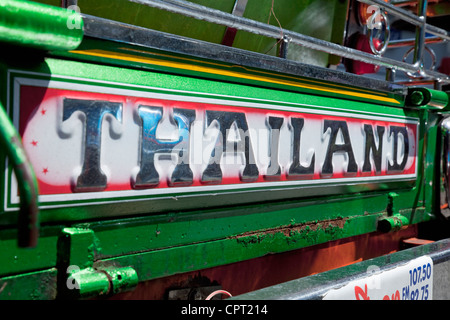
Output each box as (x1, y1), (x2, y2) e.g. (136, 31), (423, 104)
(124, 0), (449, 84)
(221, 0), (248, 46)
(81, 14), (404, 95)
(133, 106), (195, 188)
(62, 98), (123, 192)
(367, 10), (390, 56)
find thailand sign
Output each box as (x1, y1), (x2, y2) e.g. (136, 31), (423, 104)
(5, 73), (418, 210)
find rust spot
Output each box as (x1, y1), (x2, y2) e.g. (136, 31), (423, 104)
(232, 217), (347, 241)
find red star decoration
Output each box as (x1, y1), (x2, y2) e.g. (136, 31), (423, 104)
(42, 167), (49, 175)
(41, 108), (47, 115)
(30, 140), (38, 147)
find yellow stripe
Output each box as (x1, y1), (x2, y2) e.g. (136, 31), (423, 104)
(120, 46), (383, 97)
(70, 49), (401, 105)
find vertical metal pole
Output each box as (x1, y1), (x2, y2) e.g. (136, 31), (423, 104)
(386, 68), (396, 82)
(221, 0), (248, 46)
(277, 35), (290, 59)
(413, 0), (427, 76)
(0, 102), (39, 248)
(434, 80), (443, 91)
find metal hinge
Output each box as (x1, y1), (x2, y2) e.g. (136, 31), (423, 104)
(57, 228), (138, 299)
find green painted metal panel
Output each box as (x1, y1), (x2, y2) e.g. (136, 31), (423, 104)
(83, 194), (407, 260)
(0, 268), (57, 300)
(0, 46), (435, 277)
(0, 0), (447, 300)
(94, 214), (381, 282)
(0, 226), (60, 276)
(31, 0), (348, 67)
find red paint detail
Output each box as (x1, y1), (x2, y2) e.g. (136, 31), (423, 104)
(221, 27), (238, 47)
(42, 167), (49, 175)
(30, 140), (38, 146)
(345, 33), (382, 75)
(355, 284), (370, 300)
(37, 180), (71, 195)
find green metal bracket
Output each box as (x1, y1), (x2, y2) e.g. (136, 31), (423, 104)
(66, 266), (138, 299)
(57, 228), (138, 299)
(379, 192), (409, 232)
(378, 214), (410, 232)
(406, 87), (450, 110)
(387, 192), (399, 216)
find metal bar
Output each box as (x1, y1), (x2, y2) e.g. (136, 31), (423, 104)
(232, 0), (248, 17)
(412, 0), (427, 73)
(391, 0), (423, 7)
(358, 0), (450, 41)
(425, 25), (450, 41)
(221, 0), (248, 47)
(359, 0), (425, 26)
(388, 36), (443, 48)
(128, 0), (449, 82)
(386, 68), (396, 82)
(0, 102), (39, 248)
(277, 35), (289, 59)
(81, 14), (403, 93)
(397, 79), (441, 86)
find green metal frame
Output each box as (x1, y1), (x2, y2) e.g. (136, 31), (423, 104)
(0, 52), (440, 299)
(0, 0), (448, 300)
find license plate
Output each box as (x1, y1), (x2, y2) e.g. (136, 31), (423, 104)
(5, 72), (418, 211)
(323, 255), (433, 300)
